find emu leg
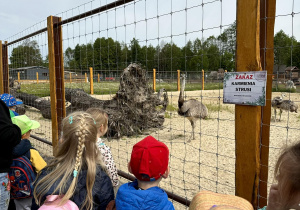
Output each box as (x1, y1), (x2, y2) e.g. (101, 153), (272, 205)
(187, 120), (195, 142)
(279, 109), (283, 121)
(274, 108), (277, 122)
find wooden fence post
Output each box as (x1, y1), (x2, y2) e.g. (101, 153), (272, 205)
(153, 69), (156, 92)
(98, 73), (100, 83)
(47, 15), (66, 155)
(36, 72), (39, 84)
(0, 41), (3, 94)
(18, 72), (20, 83)
(177, 70), (180, 91)
(235, 0), (262, 206)
(69, 72), (72, 83)
(258, 0), (276, 208)
(90, 67), (94, 95)
(2, 41), (9, 94)
(85, 73), (87, 83)
(202, 69), (204, 90)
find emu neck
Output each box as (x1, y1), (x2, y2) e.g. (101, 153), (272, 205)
(180, 78), (186, 99)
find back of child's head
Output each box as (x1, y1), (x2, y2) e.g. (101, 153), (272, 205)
(34, 111), (102, 210)
(11, 115), (40, 135)
(274, 142), (300, 208)
(86, 107), (108, 129)
(130, 136), (169, 181)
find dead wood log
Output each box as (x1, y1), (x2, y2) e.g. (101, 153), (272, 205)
(10, 89), (52, 119)
(10, 63), (168, 138)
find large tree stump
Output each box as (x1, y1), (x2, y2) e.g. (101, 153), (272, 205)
(11, 63), (168, 138)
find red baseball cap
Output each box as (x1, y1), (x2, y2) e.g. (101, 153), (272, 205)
(130, 136), (169, 181)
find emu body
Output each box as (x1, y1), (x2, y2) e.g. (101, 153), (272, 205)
(178, 74), (208, 141)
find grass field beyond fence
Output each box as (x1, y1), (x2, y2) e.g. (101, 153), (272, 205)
(19, 80), (299, 97)
(20, 81), (224, 96)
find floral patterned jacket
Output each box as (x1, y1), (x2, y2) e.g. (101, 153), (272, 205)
(97, 138), (119, 187)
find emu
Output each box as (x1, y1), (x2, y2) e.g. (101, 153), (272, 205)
(285, 80), (296, 90)
(272, 93), (298, 121)
(178, 74), (208, 141)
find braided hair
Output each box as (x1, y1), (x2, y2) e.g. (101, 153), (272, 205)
(33, 111), (104, 210)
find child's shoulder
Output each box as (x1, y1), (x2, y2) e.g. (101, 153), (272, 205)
(97, 138), (110, 149)
(12, 139), (32, 158)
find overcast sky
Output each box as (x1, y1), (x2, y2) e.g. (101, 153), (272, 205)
(0, 0), (299, 55)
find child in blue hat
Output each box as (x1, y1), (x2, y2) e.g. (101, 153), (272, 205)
(0, 93), (23, 118)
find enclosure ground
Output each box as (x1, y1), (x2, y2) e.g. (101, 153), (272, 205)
(28, 90), (300, 208)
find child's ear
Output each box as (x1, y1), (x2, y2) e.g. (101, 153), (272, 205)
(99, 125), (106, 135)
(21, 134), (26, 139)
(162, 167), (170, 179)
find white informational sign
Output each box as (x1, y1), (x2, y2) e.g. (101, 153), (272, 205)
(223, 71), (267, 106)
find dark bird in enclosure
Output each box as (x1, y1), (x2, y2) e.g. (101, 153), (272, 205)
(272, 93), (298, 121)
(271, 93), (286, 121)
(178, 74), (208, 141)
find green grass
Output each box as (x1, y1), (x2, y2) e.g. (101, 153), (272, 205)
(21, 83), (53, 97)
(19, 81), (299, 98)
(166, 104), (177, 112)
(19, 81), (223, 97)
(154, 82), (223, 91)
(164, 112), (171, 118)
(206, 103), (234, 113)
(20, 82), (121, 96)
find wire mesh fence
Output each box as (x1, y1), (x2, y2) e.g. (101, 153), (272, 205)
(1, 0), (300, 209)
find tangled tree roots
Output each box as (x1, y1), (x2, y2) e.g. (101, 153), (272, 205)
(12, 63), (169, 139)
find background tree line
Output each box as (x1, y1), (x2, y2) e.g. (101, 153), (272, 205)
(9, 22), (300, 74)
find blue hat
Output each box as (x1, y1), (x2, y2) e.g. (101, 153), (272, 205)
(0, 93), (23, 107)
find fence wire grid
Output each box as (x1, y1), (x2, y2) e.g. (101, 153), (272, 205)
(1, 0), (300, 209)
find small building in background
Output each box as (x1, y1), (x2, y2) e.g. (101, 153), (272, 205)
(10, 66), (49, 80)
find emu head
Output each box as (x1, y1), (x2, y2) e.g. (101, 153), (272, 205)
(280, 93), (287, 99)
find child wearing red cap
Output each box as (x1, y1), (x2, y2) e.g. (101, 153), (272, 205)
(116, 136), (175, 210)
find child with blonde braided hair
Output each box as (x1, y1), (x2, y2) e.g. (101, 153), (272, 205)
(32, 111), (114, 210)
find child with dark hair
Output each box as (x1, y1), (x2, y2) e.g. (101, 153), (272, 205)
(10, 115), (47, 210)
(0, 100), (21, 210)
(259, 142), (300, 210)
(116, 136), (174, 210)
